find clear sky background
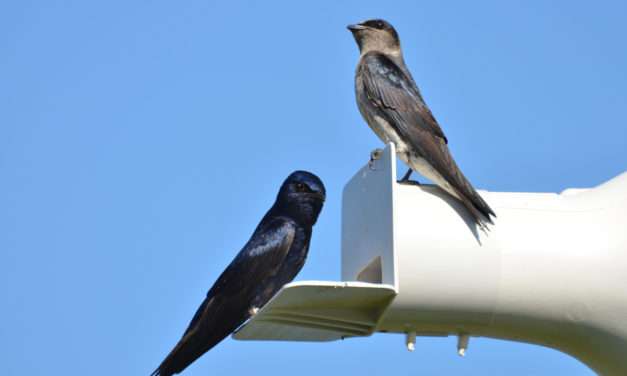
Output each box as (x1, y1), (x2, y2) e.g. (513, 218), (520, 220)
(1, 1), (626, 375)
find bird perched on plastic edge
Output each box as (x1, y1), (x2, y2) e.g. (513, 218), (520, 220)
(347, 19), (496, 231)
(151, 171), (326, 376)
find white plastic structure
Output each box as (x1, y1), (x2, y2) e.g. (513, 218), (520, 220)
(234, 143), (627, 376)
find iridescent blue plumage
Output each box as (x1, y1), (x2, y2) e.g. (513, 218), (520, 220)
(151, 171), (325, 376)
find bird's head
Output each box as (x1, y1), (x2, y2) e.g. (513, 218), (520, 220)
(276, 171), (326, 226)
(347, 19), (401, 55)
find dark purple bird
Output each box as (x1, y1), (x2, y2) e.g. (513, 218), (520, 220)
(348, 19), (496, 230)
(151, 171), (325, 376)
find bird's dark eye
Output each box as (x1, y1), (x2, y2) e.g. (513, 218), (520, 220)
(363, 19), (387, 30)
(295, 183), (307, 192)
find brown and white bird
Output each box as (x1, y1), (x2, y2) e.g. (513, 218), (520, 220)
(348, 19), (495, 230)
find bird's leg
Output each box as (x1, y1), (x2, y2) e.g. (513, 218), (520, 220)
(248, 306), (259, 316)
(401, 168), (413, 181)
(398, 168), (421, 185)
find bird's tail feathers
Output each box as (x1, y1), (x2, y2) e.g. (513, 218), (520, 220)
(421, 138), (497, 232)
(435, 167), (496, 233)
(435, 150), (497, 232)
(150, 332), (208, 376)
(460, 196), (494, 234)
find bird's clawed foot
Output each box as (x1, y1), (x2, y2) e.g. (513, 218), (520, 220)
(248, 306), (259, 316)
(397, 168), (421, 185)
(368, 148), (384, 170)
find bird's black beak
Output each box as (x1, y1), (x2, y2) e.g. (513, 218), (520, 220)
(347, 24), (366, 32)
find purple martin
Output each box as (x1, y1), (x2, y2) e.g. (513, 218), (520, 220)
(348, 19), (496, 230)
(151, 171), (326, 376)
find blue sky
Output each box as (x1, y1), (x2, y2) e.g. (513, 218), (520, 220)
(1, 1), (625, 375)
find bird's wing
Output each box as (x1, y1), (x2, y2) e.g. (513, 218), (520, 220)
(360, 52), (495, 225)
(360, 52), (448, 143)
(185, 216), (296, 334)
(151, 217), (296, 376)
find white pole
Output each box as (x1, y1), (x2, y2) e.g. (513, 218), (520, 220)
(237, 143), (627, 376)
(342, 143), (627, 376)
